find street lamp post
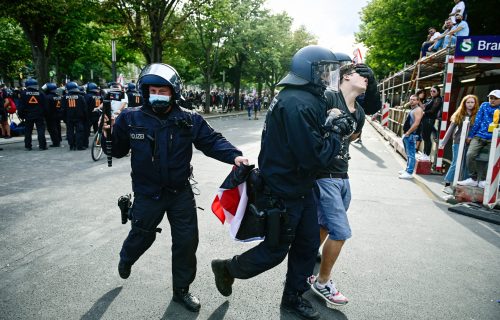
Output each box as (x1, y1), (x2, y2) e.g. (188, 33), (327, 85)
(111, 39), (117, 82)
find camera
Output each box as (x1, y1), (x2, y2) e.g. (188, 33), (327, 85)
(102, 88), (125, 102)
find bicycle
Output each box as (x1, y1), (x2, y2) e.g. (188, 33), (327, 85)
(91, 109), (104, 161)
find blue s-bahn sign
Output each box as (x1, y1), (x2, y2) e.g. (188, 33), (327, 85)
(455, 35), (500, 57)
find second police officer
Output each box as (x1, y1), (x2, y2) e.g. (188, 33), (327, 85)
(211, 45), (356, 320)
(102, 63), (248, 313)
(18, 78), (48, 151)
(63, 81), (89, 150)
(43, 82), (63, 147)
(125, 82), (143, 108)
(84, 82), (102, 135)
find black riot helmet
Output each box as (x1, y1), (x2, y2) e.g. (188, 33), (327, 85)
(25, 78), (38, 90)
(278, 45), (340, 91)
(65, 81), (80, 93)
(138, 63), (183, 101)
(333, 52), (353, 66)
(42, 82), (58, 94)
(86, 82), (99, 93)
(127, 82), (136, 92)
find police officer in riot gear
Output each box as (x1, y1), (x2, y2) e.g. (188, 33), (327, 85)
(18, 78), (48, 150)
(42, 82), (63, 147)
(211, 45), (355, 320)
(103, 63), (248, 313)
(63, 81), (89, 150)
(84, 82), (102, 135)
(125, 82), (143, 108)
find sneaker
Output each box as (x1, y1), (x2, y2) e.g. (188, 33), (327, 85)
(398, 170), (406, 175)
(311, 279), (349, 307)
(399, 171), (414, 179)
(442, 186), (454, 194)
(457, 178), (478, 187)
(478, 180), (486, 189)
(307, 274), (317, 286)
(419, 154), (430, 161)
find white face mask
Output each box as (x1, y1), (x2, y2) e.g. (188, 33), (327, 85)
(149, 94), (171, 104)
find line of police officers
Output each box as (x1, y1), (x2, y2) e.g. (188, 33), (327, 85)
(16, 79), (143, 151)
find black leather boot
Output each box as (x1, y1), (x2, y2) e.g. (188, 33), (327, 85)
(173, 287), (201, 312)
(118, 260), (131, 279)
(280, 292), (320, 320)
(211, 259), (234, 297)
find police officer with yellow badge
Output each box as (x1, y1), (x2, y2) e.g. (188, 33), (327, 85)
(63, 81), (89, 150)
(18, 78), (48, 150)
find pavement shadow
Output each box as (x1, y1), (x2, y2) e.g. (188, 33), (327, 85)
(351, 143), (387, 169)
(81, 286), (123, 320)
(434, 201), (500, 249)
(206, 301), (229, 320)
(160, 300), (228, 320)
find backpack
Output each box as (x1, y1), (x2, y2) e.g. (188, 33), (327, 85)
(5, 97), (16, 114)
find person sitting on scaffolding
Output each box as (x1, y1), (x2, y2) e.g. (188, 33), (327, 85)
(458, 90), (500, 188)
(421, 27), (441, 58)
(428, 19), (453, 53)
(441, 13), (469, 49)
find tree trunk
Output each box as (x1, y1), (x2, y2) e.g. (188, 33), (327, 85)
(204, 74), (211, 114)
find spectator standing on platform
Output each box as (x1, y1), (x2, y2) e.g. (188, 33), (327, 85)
(439, 94), (479, 194)
(400, 95), (424, 179)
(458, 90), (500, 188)
(449, 0), (465, 24)
(420, 85), (442, 161)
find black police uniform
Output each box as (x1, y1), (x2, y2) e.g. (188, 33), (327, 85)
(106, 102), (242, 290)
(63, 91), (88, 150)
(84, 92), (102, 135)
(225, 85), (342, 295)
(18, 88), (48, 150)
(45, 92), (63, 146)
(126, 90), (143, 108)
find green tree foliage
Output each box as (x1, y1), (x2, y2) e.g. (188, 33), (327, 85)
(0, 18), (31, 85)
(357, 0), (499, 78)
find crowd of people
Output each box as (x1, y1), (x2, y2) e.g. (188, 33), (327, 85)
(420, 0), (469, 57)
(398, 87), (500, 196)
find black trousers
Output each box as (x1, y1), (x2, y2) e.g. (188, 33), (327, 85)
(66, 119), (86, 148)
(421, 118), (436, 156)
(46, 117), (61, 146)
(120, 187), (198, 289)
(24, 118), (46, 149)
(227, 191), (320, 295)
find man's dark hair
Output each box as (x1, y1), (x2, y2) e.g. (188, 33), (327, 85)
(428, 27), (436, 32)
(339, 64), (356, 84)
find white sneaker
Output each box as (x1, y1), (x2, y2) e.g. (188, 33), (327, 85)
(419, 154), (430, 161)
(478, 180), (486, 188)
(311, 279), (349, 307)
(399, 171), (414, 179)
(457, 178), (478, 187)
(442, 186), (454, 194)
(398, 170), (406, 175)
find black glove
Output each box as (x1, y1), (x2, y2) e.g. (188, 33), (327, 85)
(328, 112), (356, 137)
(355, 64), (381, 115)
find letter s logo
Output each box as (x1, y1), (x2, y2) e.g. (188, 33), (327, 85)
(460, 40), (473, 53)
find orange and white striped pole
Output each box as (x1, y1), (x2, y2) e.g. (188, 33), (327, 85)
(435, 55), (455, 172)
(381, 102), (390, 127)
(483, 128), (500, 209)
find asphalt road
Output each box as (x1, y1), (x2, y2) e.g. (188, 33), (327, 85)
(0, 113), (499, 320)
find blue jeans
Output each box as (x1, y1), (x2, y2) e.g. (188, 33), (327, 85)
(403, 134), (417, 174)
(444, 143), (470, 183)
(314, 178), (352, 240)
(443, 35), (457, 49)
(432, 38), (444, 51)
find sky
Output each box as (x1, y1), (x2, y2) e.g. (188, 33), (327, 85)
(264, 0), (370, 59)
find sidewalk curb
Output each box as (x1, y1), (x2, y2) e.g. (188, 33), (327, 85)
(367, 117), (500, 225)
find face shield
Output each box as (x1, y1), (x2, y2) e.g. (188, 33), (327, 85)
(312, 61), (340, 91)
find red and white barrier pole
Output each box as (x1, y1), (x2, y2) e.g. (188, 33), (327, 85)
(435, 55), (455, 172)
(483, 127), (500, 209)
(381, 102), (390, 127)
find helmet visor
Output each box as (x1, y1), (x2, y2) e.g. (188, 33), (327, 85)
(139, 64), (180, 86)
(312, 61), (340, 91)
